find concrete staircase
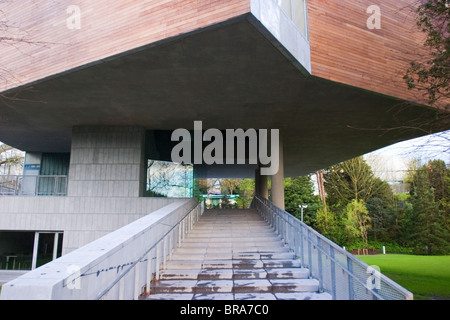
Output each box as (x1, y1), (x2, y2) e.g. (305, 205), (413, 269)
(142, 209), (331, 300)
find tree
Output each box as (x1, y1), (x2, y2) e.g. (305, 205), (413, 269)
(402, 0), (450, 154)
(146, 160), (193, 197)
(235, 179), (255, 209)
(1, 9), (53, 102)
(220, 179), (242, 195)
(366, 197), (396, 242)
(406, 160), (450, 254)
(314, 206), (344, 244)
(0, 143), (24, 174)
(322, 156), (399, 248)
(344, 199), (372, 248)
(324, 157), (392, 207)
(404, 0), (450, 108)
(284, 176), (321, 225)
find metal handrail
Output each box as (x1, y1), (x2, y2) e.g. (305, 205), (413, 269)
(0, 175), (68, 196)
(250, 195), (413, 300)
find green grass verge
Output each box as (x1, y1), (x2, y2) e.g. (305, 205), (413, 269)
(357, 254), (450, 300)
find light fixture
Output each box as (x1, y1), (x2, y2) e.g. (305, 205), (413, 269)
(299, 204), (308, 222)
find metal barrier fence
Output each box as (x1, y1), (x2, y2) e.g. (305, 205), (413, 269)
(250, 195), (413, 300)
(0, 175), (68, 196)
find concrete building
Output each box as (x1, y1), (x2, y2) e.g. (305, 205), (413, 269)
(0, 0), (448, 283)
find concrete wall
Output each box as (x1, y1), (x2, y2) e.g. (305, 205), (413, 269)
(250, 0), (311, 74)
(68, 126), (146, 197)
(0, 199), (202, 300)
(0, 197), (179, 255)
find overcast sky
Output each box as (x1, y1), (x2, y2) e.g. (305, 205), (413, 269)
(368, 130), (450, 165)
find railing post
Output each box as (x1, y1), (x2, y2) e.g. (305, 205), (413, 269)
(54, 176), (58, 195)
(307, 228), (312, 270)
(134, 263), (140, 300)
(317, 235), (323, 291)
(169, 231), (173, 260)
(146, 251), (152, 294)
(300, 224), (304, 267)
(162, 236), (167, 270)
(347, 256), (354, 300)
(155, 242), (161, 280)
(330, 247), (336, 300)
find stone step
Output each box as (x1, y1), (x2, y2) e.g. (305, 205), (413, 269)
(165, 259), (302, 270)
(186, 233), (279, 239)
(159, 267), (310, 281)
(173, 247), (291, 255)
(149, 278), (320, 295)
(266, 268), (310, 279)
(178, 243), (288, 250)
(143, 292), (332, 300)
(170, 251), (295, 261)
(181, 237), (283, 244)
(143, 209), (329, 301)
(263, 259), (302, 268)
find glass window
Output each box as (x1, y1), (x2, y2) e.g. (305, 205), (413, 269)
(275, 0), (308, 38)
(277, 0), (292, 19)
(292, 0), (307, 37)
(146, 160), (193, 198)
(0, 231), (34, 270)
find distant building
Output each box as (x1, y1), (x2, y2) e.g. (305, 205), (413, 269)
(365, 154), (412, 194)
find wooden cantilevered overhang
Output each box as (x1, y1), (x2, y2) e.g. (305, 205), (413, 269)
(0, 0), (448, 178)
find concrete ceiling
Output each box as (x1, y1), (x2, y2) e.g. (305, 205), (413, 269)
(0, 16), (442, 178)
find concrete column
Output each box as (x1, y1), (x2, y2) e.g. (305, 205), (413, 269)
(255, 168), (269, 199)
(271, 135), (284, 209)
(259, 173), (269, 199)
(255, 168), (260, 196)
(67, 126), (146, 197)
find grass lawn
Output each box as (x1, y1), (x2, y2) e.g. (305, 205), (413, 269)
(357, 254), (450, 300)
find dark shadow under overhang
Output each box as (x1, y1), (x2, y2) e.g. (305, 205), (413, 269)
(0, 15), (444, 178)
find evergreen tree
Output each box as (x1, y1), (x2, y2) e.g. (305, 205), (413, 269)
(366, 197), (396, 242)
(407, 160), (450, 255)
(284, 176), (321, 225)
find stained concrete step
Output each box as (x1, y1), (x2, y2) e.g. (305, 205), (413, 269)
(173, 247), (291, 254)
(142, 209), (330, 300)
(149, 278), (320, 295)
(159, 267), (311, 281)
(170, 251), (295, 261)
(145, 292), (332, 300)
(172, 251), (295, 260)
(165, 259), (302, 270)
